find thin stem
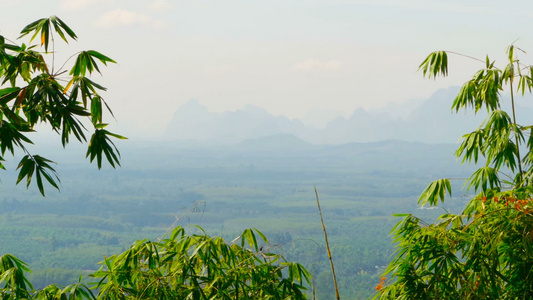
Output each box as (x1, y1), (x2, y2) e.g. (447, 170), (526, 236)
(445, 51), (486, 64)
(158, 200), (206, 241)
(55, 51), (82, 75)
(509, 81), (524, 186)
(315, 187), (340, 300)
(51, 30), (55, 75)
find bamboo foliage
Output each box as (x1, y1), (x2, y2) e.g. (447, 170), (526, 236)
(0, 16), (125, 195)
(93, 226), (310, 299)
(0, 227), (311, 299)
(376, 46), (533, 299)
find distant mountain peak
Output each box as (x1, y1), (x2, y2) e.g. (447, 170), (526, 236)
(175, 98), (208, 115)
(350, 107), (368, 119)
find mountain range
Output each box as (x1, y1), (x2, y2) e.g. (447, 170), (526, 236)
(165, 87), (533, 145)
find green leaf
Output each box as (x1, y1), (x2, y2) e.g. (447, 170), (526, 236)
(52, 16), (78, 41)
(91, 96), (102, 125)
(502, 62), (515, 84)
(86, 50), (116, 64)
(70, 51), (115, 77)
(392, 213), (410, 217)
(19, 16), (77, 52)
(0, 87), (21, 105)
(254, 229), (269, 245)
(418, 178), (452, 207)
(419, 51), (448, 79)
(16, 155), (35, 188)
(466, 166), (500, 193)
(507, 44), (514, 63)
(86, 129), (124, 168)
(16, 155), (59, 196)
(50, 16), (78, 44)
(456, 130), (485, 164)
(19, 18), (47, 43)
(452, 69), (501, 113)
(517, 75), (532, 95)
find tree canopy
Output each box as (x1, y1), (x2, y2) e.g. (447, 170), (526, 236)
(375, 46), (533, 299)
(0, 16), (125, 196)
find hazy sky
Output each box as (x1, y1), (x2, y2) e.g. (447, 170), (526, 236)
(3, 0), (533, 136)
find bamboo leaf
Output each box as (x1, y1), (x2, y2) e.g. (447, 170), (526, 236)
(418, 179), (452, 206)
(419, 51), (448, 79)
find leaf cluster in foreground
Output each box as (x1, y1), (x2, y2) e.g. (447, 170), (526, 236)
(376, 46), (533, 299)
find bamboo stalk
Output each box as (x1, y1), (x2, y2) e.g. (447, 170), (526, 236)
(315, 187), (340, 300)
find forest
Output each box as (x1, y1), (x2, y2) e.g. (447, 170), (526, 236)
(0, 138), (475, 298)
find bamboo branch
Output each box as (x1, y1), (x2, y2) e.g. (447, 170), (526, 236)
(315, 187), (340, 300)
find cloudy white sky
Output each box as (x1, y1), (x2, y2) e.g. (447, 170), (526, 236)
(2, 0), (533, 136)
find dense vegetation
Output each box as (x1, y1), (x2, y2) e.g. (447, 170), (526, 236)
(376, 47), (533, 298)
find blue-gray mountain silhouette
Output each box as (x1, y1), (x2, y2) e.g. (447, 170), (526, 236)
(166, 87), (533, 145)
